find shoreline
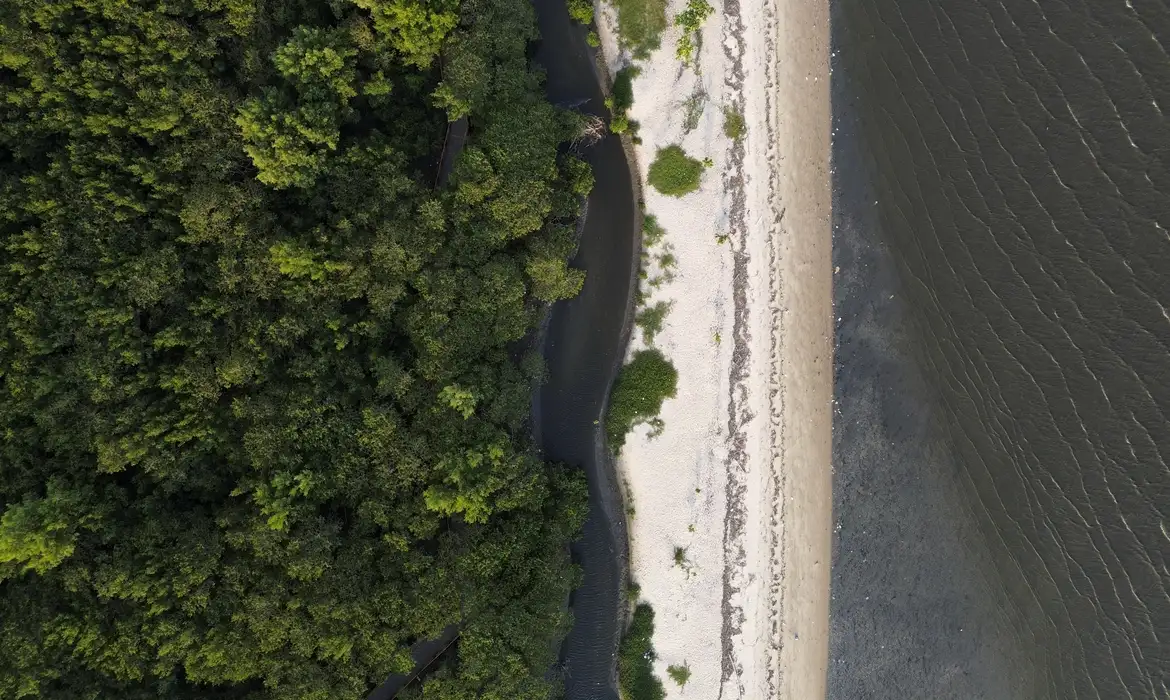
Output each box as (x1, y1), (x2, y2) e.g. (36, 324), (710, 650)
(596, 0), (832, 694)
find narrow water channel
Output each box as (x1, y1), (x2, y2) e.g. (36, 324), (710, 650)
(531, 1), (640, 697)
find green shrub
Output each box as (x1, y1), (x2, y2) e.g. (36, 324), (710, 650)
(606, 66), (642, 136)
(618, 604), (666, 700)
(648, 145), (705, 196)
(667, 664), (691, 687)
(568, 0), (595, 24)
(586, 30), (601, 47)
(613, 66), (641, 113)
(636, 301), (671, 344)
(606, 349), (678, 449)
(723, 105), (745, 140)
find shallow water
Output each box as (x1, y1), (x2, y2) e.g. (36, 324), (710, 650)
(830, 0), (1170, 697)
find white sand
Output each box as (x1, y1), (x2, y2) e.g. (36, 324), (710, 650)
(596, 0), (832, 695)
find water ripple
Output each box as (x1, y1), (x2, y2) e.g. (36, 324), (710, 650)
(831, 0), (1170, 696)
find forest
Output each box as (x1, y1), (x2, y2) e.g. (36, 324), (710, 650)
(0, 0), (593, 698)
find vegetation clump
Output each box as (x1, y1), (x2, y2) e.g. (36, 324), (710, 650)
(568, 0), (596, 24)
(667, 663), (692, 687)
(724, 105), (746, 140)
(643, 214), (668, 246)
(648, 145), (707, 196)
(619, 604), (667, 700)
(674, 0), (714, 64)
(636, 301), (673, 344)
(0, 0), (593, 698)
(607, 65), (641, 135)
(607, 349), (679, 449)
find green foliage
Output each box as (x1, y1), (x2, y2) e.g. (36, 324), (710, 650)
(613, 66), (640, 113)
(643, 214), (667, 247)
(618, 604), (666, 700)
(648, 145), (706, 196)
(674, 0), (713, 64)
(235, 27), (361, 188)
(0, 481), (96, 580)
(627, 582), (642, 602)
(353, 0), (461, 67)
(0, 0), (590, 698)
(673, 546), (687, 566)
(610, 0), (669, 58)
(657, 249), (677, 275)
(723, 105), (746, 140)
(568, 0), (596, 25)
(587, 31), (602, 47)
(606, 350), (679, 449)
(607, 66), (640, 136)
(636, 301), (672, 344)
(667, 663), (691, 687)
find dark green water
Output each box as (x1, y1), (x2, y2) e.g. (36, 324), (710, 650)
(830, 0), (1170, 698)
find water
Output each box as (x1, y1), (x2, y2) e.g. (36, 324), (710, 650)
(531, 0), (639, 696)
(830, 0), (1170, 698)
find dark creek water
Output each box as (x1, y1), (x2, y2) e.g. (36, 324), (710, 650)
(830, 0), (1170, 698)
(532, 1), (639, 698)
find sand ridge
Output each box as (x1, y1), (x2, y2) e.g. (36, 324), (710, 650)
(594, 0), (831, 694)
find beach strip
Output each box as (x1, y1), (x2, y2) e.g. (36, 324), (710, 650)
(597, 0), (832, 693)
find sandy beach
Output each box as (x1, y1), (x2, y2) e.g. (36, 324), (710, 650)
(595, 0), (832, 694)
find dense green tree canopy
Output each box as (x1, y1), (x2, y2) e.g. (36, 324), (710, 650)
(0, 0), (589, 698)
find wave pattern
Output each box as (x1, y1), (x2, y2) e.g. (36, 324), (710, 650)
(834, 0), (1170, 697)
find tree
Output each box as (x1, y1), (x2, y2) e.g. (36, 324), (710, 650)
(237, 28), (358, 189)
(0, 0), (593, 697)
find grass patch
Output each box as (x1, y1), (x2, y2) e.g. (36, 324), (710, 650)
(723, 105), (745, 140)
(682, 89), (707, 132)
(667, 663), (691, 687)
(606, 348), (678, 450)
(647, 145), (705, 197)
(636, 301), (671, 344)
(619, 604), (666, 700)
(610, 0), (669, 59)
(643, 214), (667, 247)
(657, 250), (676, 272)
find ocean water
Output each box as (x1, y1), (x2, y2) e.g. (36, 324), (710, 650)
(830, 0), (1170, 698)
